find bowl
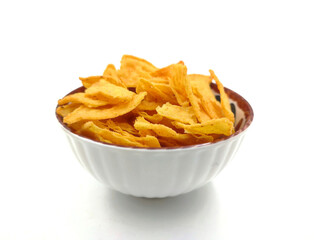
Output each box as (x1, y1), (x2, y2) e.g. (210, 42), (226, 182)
(56, 83), (253, 198)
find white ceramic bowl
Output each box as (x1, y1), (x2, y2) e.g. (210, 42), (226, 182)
(56, 84), (253, 198)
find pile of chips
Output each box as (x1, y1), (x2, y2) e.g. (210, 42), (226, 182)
(57, 55), (235, 148)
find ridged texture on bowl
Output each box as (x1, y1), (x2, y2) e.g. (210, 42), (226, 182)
(63, 127), (246, 198)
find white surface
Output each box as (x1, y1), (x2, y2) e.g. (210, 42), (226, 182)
(0, 0), (313, 239)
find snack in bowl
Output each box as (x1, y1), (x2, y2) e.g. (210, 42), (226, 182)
(57, 55), (236, 148)
(56, 55), (254, 198)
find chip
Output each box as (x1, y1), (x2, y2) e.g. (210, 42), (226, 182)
(86, 79), (135, 103)
(57, 102), (81, 118)
(79, 76), (102, 88)
(79, 121), (147, 147)
(134, 116), (196, 146)
(190, 76), (223, 119)
(209, 70), (235, 123)
(58, 92), (109, 108)
(156, 102), (197, 124)
(103, 64), (126, 88)
(136, 99), (164, 111)
(63, 92), (146, 124)
(117, 55), (158, 87)
(169, 64), (190, 106)
(135, 111), (163, 123)
(57, 55), (235, 148)
(136, 78), (177, 104)
(172, 118), (234, 136)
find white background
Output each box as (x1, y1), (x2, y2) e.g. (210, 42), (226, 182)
(1, 0), (314, 239)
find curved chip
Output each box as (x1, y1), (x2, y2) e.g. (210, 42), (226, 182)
(209, 70), (235, 123)
(58, 92), (109, 108)
(156, 102), (197, 124)
(102, 64), (126, 88)
(136, 78), (177, 104)
(172, 118), (234, 136)
(63, 92), (147, 124)
(118, 55), (158, 87)
(56, 102), (81, 117)
(86, 79), (135, 103)
(79, 76), (102, 88)
(169, 64), (190, 106)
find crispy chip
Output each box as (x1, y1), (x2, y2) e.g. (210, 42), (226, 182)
(134, 116), (178, 138)
(102, 119), (139, 136)
(56, 102), (81, 117)
(80, 121), (160, 148)
(79, 76), (102, 88)
(134, 117), (193, 145)
(136, 99), (164, 111)
(86, 79), (135, 103)
(209, 70), (235, 123)
(63, 92), (146, 124)
(169, 64), (190, 106)
(156, 102), (197, 124)
(133, 135), (161, 148)
(188, 74), (212, 84)
(135, 111), (163, 123)
(79, 121), (145, 147)
(173, 118), (234, 136)
(118, 55), (158, 87)
(136, 78), (177, 104)
(103, 64), (126, 88)
(184, 71), (211, 123)
(58, 92), (109, 108)
(190, 78), (223, 119)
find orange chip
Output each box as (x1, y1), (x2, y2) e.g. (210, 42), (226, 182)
(156, 102), (197, 124)
(209, 70), (235, 123)
(190, 78), (223, 119)
(135, 111), (163, 124)
(63, 92), (146, 124)
(58, 92), (109, 108)
(169, 64), (190, 106)
(184, 71), (211, 123)
(118, 55), (158, 87)
(173, 118), (234, 136)
(136, 78), (177, 104)
(102, 64), (126, 88)
(56, 102), (81, 117)
(134, 117), (193, 145)
(81, 121), (160, 148)
(135, 99), (164, 111)
(79, 76), (102, 88)
(102, 119), (139, 136)
(134, 116), (179, 138)
(86, 79), (135, 103)
(188, 74), (212, 84)
(79, 121), (145, 147)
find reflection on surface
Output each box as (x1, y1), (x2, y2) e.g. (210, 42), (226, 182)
(105, 183), (221, 239)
